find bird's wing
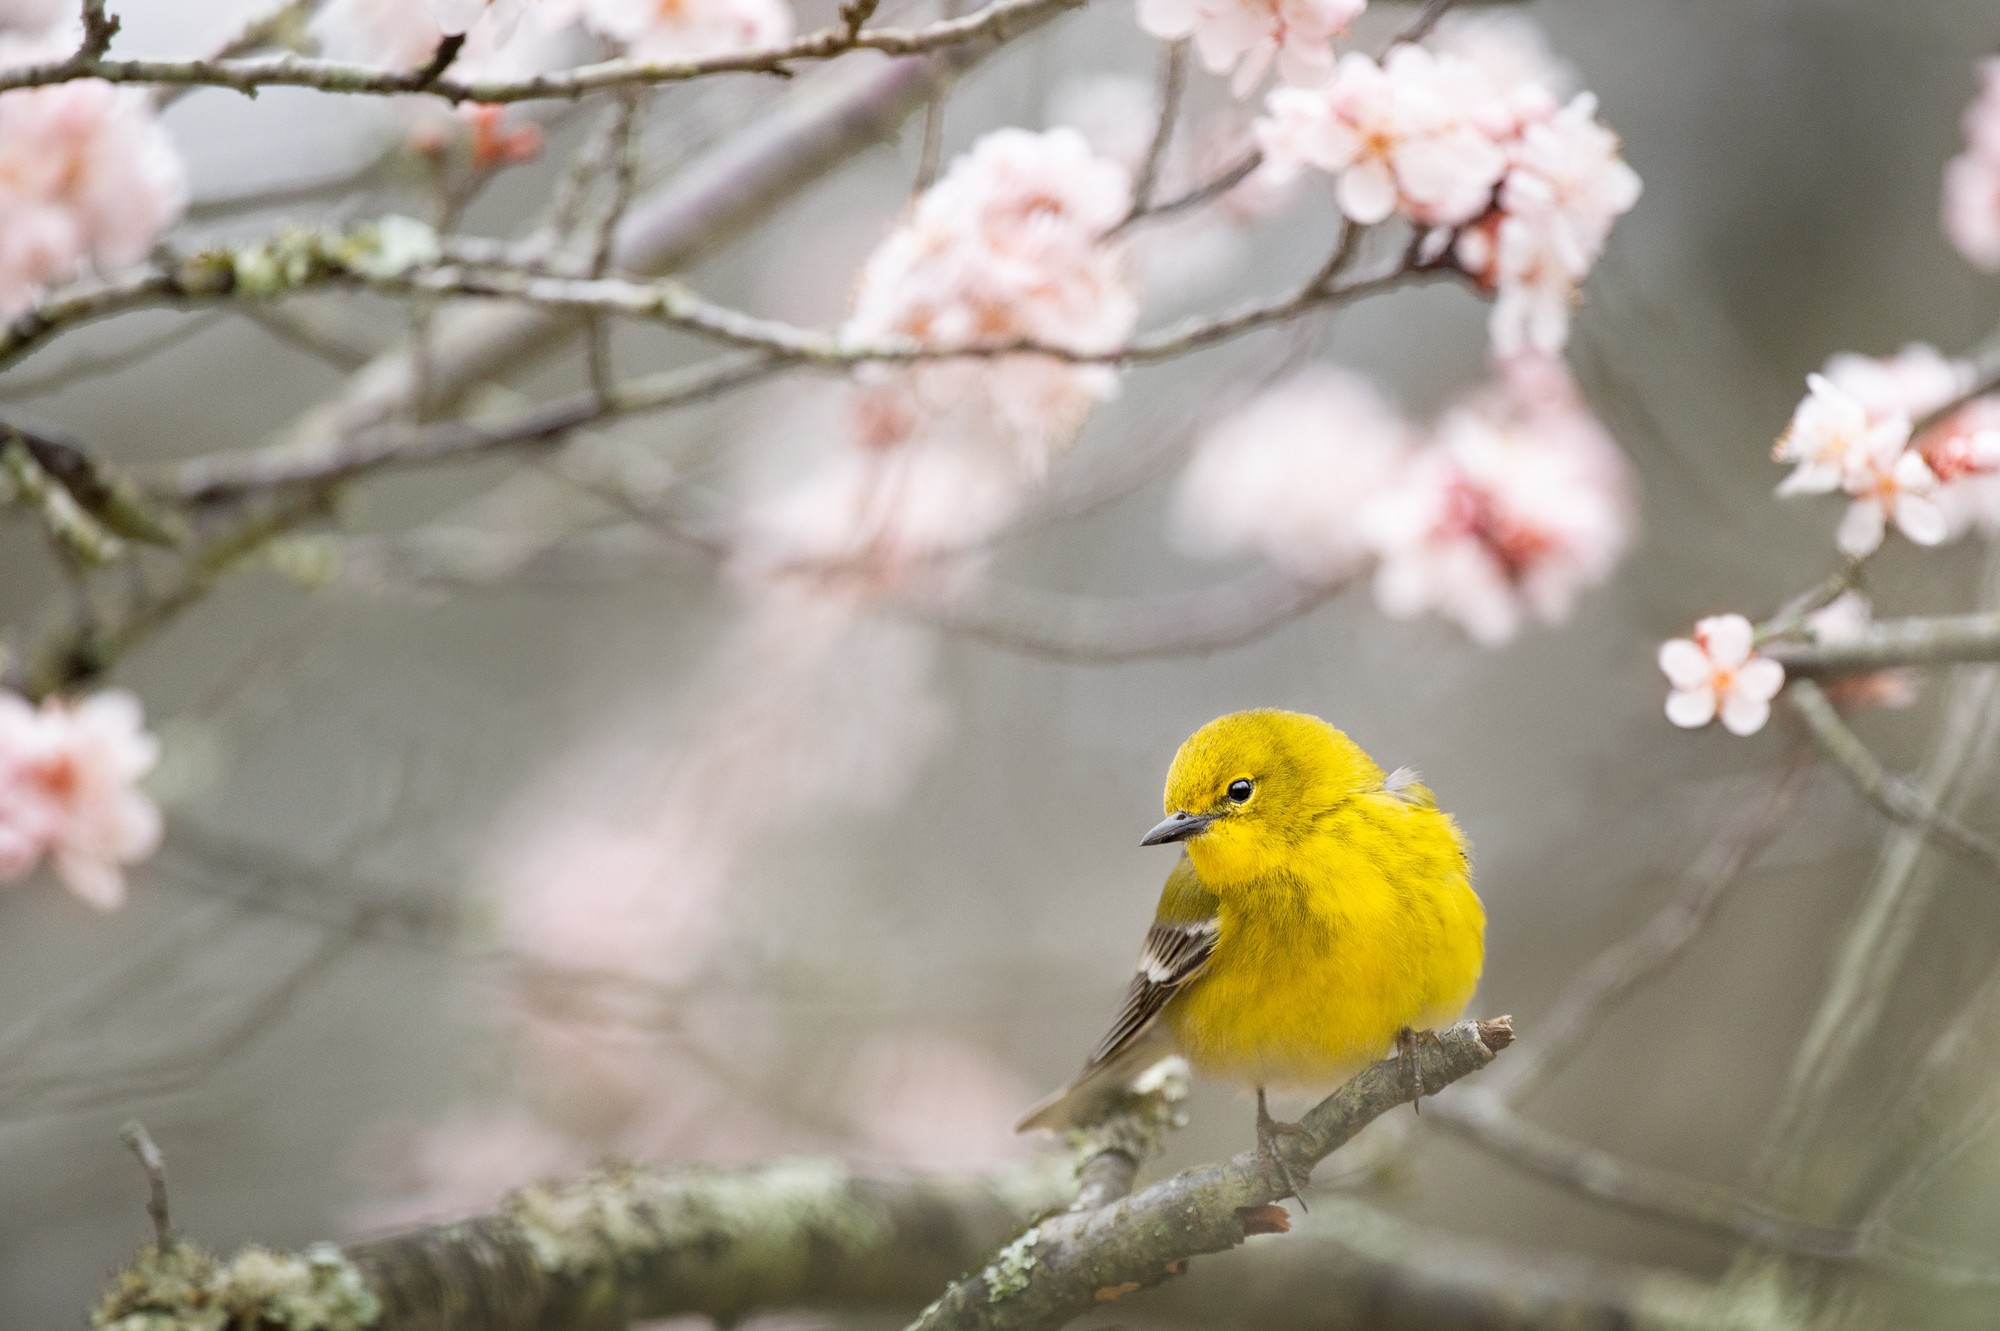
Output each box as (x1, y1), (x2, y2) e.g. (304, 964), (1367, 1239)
(1085, 913), (1219, 1068)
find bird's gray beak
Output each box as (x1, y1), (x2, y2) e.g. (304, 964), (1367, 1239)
(1141, 811), (1217, 846)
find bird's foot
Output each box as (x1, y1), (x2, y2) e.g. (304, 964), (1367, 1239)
(1255, 1086), (1311, 1211)
(1397, 1027), (1440, 1112)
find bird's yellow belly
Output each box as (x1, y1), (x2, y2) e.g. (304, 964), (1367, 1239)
(1164, 878), (1483, 1090)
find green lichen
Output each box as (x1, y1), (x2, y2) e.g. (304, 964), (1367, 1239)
(222, 217), (440, 299)
(509, 1157), (892, 1280)
(983, 1225), (1043, 1302)
(93, 1240), (380, 1331)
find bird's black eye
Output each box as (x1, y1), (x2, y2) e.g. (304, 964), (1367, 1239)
(1227, 779), (1254, 803)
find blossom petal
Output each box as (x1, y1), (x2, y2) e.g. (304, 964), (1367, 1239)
(1719, 691), (1772, 737)
(1666, 687), (1717, 729)
(1734, 657), (1786, 702)
(1697, 614), (1754, 669)
(1836, 499), (1887, 557)
(1894, 493), (1951, 546)
(1336, 161), (1399, 225)
(1657, 638), (1711, 689)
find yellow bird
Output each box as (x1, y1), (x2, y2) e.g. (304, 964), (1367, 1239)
(1017, 709), (1485, 1187)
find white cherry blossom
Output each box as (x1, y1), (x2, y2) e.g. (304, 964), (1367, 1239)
(1773, 373), (1910, 498)
(1256, 46), (1508, 226)
(1835, 422), (1946, 557)
(1658, 614), (1785, 736)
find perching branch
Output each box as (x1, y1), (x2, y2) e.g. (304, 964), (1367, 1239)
(94, 1156), (1079, 1331)
(907, 1018), (1511, 1331)
(0, 0), (1089, 102)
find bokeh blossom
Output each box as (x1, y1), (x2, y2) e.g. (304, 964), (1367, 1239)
(1173, 367), (1414, 582)
(1367, 356), (1636, 644)
(0, 45), (186, 321)
(1139, 0), (1364, 97)
(0, 0), (70, 37)
(0, 689), (162, 910)
(1173, 356), (1634, 645)
(841, 127), (1137, 477)
(585, 0), (794, 60)
(1944, 58), (2000, 271)
(1658, 614), (1784, 737)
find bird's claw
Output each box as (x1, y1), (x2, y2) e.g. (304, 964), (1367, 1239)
(1397, 1027), (1438, 1112)
(1255, 1086), (1311, 1211)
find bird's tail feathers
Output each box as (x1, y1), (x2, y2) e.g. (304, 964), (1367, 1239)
(1013, 1027), (1178, 1133)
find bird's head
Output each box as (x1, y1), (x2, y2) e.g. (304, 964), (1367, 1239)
(1143, 709), (1384, 886)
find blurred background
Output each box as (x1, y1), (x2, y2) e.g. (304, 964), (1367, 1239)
(4, 0), (2000, 1327)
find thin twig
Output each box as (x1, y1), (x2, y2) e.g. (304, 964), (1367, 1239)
(1125, 40), (1187, 221)
(0, 0), (1090, 102)
(1484, 743), (1812, 1102)
(1784, 677), (2000, 881)
(118, 1120), (173, 1248)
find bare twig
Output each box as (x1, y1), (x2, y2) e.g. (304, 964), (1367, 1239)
(119, 1120), (173, 1248)
(1784, 677), (2000, 881)
(1391, 0), (1460, 46)
(1764, 611), (2000, 675)
(1119, 148), (1260, 231)
(1429, 1092), (2000, 1286)
(1125, 40), (1187, 221)
(0, 0), (1090, 102)
(1484, 744), (1812, 1102)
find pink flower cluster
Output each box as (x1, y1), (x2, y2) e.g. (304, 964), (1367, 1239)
(1254, 17), (1639, 354)
(1138, 0), (1364, 97)
(1773, 344), (2000, 555)
(1658, 615), (1784, 737)
(1175, 354), (1635, 645)
(0, 689), (162, 911)
(1944, 58), (2000, 272)
(0, 38), (186, 321)
(842, 127), (1137, 475)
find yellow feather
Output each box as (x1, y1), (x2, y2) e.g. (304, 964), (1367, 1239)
(1021, 709), (1484, 1128)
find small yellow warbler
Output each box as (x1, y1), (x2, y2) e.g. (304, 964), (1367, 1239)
(1017, 709), (1485, 1184)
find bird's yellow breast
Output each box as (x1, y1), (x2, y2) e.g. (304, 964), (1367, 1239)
(1164, 791), (1484, 1089)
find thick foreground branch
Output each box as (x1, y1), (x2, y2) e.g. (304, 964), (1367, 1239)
(94, 1156), (1076, 1331)
(909, 1017), (1512, 1331)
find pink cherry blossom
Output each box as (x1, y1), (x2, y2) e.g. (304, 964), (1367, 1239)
(1256, 46), (1508, 227)
(842, 128), (1136, 476)
(0, 67), (185, 322)
(585, 0), (793, 59)
(1944, 59), (2000, 272)
(1456, 92), (1641, 354)
(1834, 417), (1946, 557)
(1658, 614), (1785, 736)
(0, 689), (163, 910)
(1367, 355), (1635, 644)
(1428, 9), (1569, 138)
(1173, 366), (1414, 582)
(1139, 0), (1364, 98)
(1773, 373), (1911, 498)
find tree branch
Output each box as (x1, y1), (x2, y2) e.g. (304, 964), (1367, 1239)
(1764, 611), (2000, 675)
(0, 0), (1088, 102)
(908, 1018), (1511, 1331)
(1784, 677), (2000, 881)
